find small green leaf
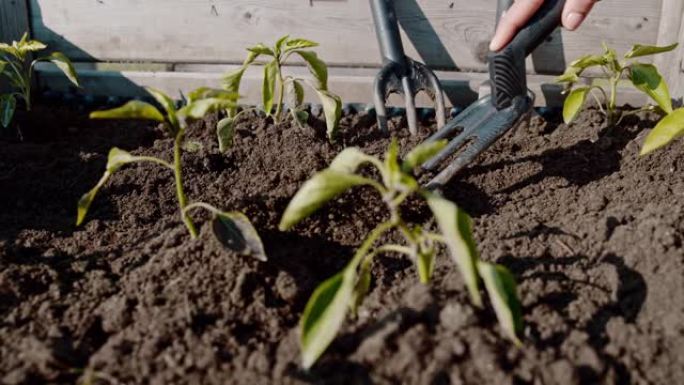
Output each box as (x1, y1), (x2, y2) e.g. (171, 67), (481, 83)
(182, 140), (203, 153)
(187, 87), (238, 104)
(640, 108), (684, 155)
(76, 172), (111, 226)
(625, 43), (678, 59)
(286, 79), (305, 110)
(300, 271), (354, 369)
(384, 138), (401, 187)
(328, 147), (376, 174)
(285, 38), (319, 52)
(279, 170), (374, 230)
(247, 43), (275, 57)
(223, 68), (246, 95)
(0, 60), (7, 75)
(212, 211), (267, 261)
(90, 100), (165, 122)
(417, 247), (436, 284)
(296, 51), (328, 90)
(262, 60), (278, 116)
(401, 139), (448, 172)
(40, 52), (79, 87)
(425, 193), (482, 307)
(563, 87), (590, 124)
(106, 147), (138, 172)
(216, 117), (235, 153)
(556, 67), (581, 84)
(0, 94), (16, 128)
(179, 98), (235, 120)
(294, 110), (309, 125)
(145, 87), (179, 133)
(629, 63), (673, 114)
(351, 256), (373, 316)
(569, 54), (607, 70)
(478, 262), (523, 345)
(314, 89), (342, 141)
(275, 35), (290, 56)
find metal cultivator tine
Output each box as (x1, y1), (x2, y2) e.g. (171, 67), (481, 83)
(370, 0), (446, 136)
(420, 0), (567, 190)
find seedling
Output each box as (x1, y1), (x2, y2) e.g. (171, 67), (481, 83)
(279, 140), (522, 369)
(78, 87), (266, 261)
(0, 32), (79, 128)
(557, 43), (678, 128)
(223, 36), (342, 141)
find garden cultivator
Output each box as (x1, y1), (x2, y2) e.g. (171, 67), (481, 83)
(370, 0), (567, 189)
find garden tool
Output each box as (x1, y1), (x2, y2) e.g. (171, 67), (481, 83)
(421, 0), (566, 190)
(370, 0), (447, 136)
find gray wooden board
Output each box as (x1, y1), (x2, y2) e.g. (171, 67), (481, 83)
(37, 64), (647, 108)
(29, 0), (663, 74)
(0, 0), (30, 43)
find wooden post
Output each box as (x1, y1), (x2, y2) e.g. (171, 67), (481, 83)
(654, 0), (684, 102)
(0, 0), (31, 42)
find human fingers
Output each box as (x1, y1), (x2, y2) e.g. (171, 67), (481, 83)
(563, 0), (597, 30)
(489, 0), (545, 51)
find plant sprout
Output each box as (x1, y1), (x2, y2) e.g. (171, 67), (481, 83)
(223, 36), (342, 141)
(0, 32), (79, 128)
(78, 87), (266, 261)
(557, 42), (678, 128)
(279, 139), (522, 369)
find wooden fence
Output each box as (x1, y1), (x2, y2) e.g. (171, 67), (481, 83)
(2, 0), (683, 107)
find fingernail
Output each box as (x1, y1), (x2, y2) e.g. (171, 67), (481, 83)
(565, 12), (585, 30)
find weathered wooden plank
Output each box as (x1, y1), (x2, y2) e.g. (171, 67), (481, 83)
(0, 0), (30, 43)
(37, 64), (647, 108)
(653, 0), (684, 101)
(30, 0), (662, 74)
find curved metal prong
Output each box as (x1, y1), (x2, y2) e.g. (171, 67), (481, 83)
(420, 63), (447, 128)
(402, 76), (418, 136)
(373, 63), (395, 133)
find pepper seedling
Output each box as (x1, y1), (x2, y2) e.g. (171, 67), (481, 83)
(279, 139), (523, 369)
(78, 87), (266, 261)
(223, 36), (342, 141)
(557, 42), (678, 128)
(0, 32), (79, 128)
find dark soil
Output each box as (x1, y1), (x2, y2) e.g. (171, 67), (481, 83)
(1, 103), (683, 385)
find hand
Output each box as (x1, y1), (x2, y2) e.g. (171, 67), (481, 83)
(489, 0), (598, 51)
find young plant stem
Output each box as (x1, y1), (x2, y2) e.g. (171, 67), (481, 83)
(608, 76), (619, 126)
(173, 132), (198, 238)
(346, 220), (395, 276)
(273, 61), (285, 126)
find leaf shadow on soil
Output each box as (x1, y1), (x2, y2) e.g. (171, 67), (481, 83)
(500, 252), (647, 383)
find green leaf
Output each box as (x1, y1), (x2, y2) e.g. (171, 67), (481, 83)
(0, 60), (7, 75)
(40, 52), (79, 87)
(212, 211), (267, 261)
(556, 67), (581, 84)
(417, 247), (436, 284)
(285, 38), (319, 52)
(314, 89), (342, 141)
(295, 51), (328, 90)
(425, 193), (482, 307)
(90, 100), (165, 122)
(351, 256), (373, 316)
(384, 137), (401, 187)
(247, 43), (275, 57)
(569, 54), (607, 70)
(182, 140), (203, 153)
(300, 271), (354, 369)
(179, 98), (235, 120)
(640, 108), (684, 155)
(279, 170), (374, 230)
(216, 117), (235, 153)
(401, 139), (448, 172)
(262, 60), (278, 116)
(106, 147), (139, 173)
(0, 94), (16, 128)
(145, 87), (179, 132)
(563, 87), (590, 124)
(625, 43), (678, 59)
(629, 63), (673, 114)
(223, 68), (246, 95)
(275, 35), (290, 56)
(286, 79), (305, 110)
(478, 262), (523, 345)
(187, 87), (238, 104)
(76, 172), (111, 226)
(328, 147), (376, 174)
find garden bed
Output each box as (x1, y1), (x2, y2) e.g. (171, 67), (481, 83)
(1, 103), (683, 385)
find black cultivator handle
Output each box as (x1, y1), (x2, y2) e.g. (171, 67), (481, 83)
(489, 0), (566, 110)
(370, 0), (408, 70)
